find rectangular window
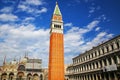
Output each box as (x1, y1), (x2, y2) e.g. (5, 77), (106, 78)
(54, 24), (61, 28)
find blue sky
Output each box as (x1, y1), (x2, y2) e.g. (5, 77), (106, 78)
(0, 0), (120, 67)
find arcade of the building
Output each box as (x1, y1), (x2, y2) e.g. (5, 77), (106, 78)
(0, 56), (44, 80)
(66, 35), (120, 80)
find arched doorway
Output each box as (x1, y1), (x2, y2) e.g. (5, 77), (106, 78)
(9, 72), (14, 80)
(27, 73), (32, 80)
(1, 73), (7, 80)
(17, 72), (24, 80)
(33, 74), (39, 80)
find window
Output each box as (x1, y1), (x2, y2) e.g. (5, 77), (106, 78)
(18, 65), (25, 71)
(102, 48), (104, 54)
(111, 44), (114, 50)
(98, 50), (100, 56)
(54, 24), (61, 28)
(116, 41), (120, 48)
(106, 46), (109, 52)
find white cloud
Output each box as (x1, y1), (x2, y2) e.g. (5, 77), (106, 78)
(64, 20), (113, 65)
(64, 20), (99, 54)
(64, 23), (73, 27)
(89, 7), (95, 13)
(83, 32), (113, 50)
(17, 0), (47, 15)
(25, 0), (43, 6)
(18, 5), (47, 15)
(18, 4), (28, 11)
(95, 27), (100, 31)
(96, 14), (107, 22)
(0, 20), (114, 67)
(37, 7), (47, 13)
(0, 13), (18, 21)
(0, 7), (13, 13)
(23, 17), (35, 22)
(87, 20), (99, 29)
(0, 24), (49, 67)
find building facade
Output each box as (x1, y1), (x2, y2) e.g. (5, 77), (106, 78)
(66, 35), (120, 80)
(48, 2), (64, 80)
(0, 56), (44, 80)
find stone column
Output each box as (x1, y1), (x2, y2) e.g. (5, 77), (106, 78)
(117, 56), (120, 64)
(96, 74), (98, 80)
(102, 60), (105, 67)
(108, 44), (112, 51)
(88, 64), (90, 70)
(86, 75), (88, 80)
(106, 59), (109, 66)
(104, 74), (107, 80)
(104, 46), (107, 53)
(92, 74), (95, 80)
(6, 75), (9, 80)
(84, 75), (86, 80)
(91, 63), (94, 70)
(99, 74), (102, 80)
(81, 76), (83, 80)
(90, 75), (92, 80)
(95, 62), (97, 69)
(98, 61), (101, 68)
(100, 48), (103, 55)
(83, 66), (85, 72)
(114, 73), (118, 80)
(113, 42), (117, 49)
(111, 57), (115, 64)
(13, 76), (17, 80)
(93, 52), (95, 57)
(108, 73), (111, 80)
(96, 50), (99, 56)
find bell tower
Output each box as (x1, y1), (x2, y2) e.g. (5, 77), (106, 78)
(48, 2), (64, 80)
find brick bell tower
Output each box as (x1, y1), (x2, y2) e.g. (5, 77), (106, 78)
(48, 2), (64, 80)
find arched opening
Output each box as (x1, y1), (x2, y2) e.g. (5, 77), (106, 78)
(102, 48), (104, 54)
(17, 72), (24, 80)
(103, 59), (107, 66)
(9, 72), (14, 80)
(18, 65), (25, 71)
(111, 44), (114, 50)
(108, 58), (112, 65)
(1, 73), (7, 80)
(106, 46), (109, 52)
(33, 74), (39, 80)
(96, 62), (98, 68)
(27, 73), (32, 80)
(116, 41), (120, 48)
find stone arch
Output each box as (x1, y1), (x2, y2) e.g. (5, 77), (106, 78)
(9, 72), (14, 80)
(27, 73), (32, 80)
(18, 65), (25, 71)
(17, 72), (24, 80)
(1, 73), (7, 80)
(33, 74), (39, 80)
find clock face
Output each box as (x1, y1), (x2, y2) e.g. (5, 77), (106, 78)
(53, 15), (62, 21)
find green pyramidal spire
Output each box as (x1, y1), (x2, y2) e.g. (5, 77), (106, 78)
(53, 2), (62, 15)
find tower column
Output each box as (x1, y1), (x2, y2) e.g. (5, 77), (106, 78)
(48, 2), (64, 80)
